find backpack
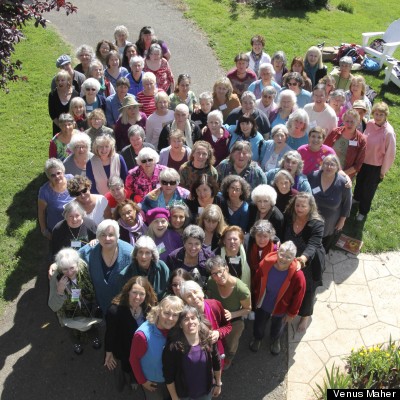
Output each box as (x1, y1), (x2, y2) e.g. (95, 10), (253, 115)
(369, 38), (386, 53)
(362, 57), (380, 72)
(333, 44), (364, 65)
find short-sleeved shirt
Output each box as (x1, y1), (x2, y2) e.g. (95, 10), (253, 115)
(207, 277), (250, 312)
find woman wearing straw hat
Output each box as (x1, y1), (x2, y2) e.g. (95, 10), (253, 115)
(114, 96), (146, 151)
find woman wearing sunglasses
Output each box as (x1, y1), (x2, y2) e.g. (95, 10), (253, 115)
(125, 147), (166, 203)
(141, 168), (190, 213)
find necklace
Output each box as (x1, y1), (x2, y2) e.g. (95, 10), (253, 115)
(102, 246), (118, 267)
(130, 306), (142, 319)
(68, 224), (82, 240)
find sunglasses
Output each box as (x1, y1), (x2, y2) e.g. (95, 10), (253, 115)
(161, 180), (177, 186)
(70, 187), (88, 197)
(141, 159), (154, 164)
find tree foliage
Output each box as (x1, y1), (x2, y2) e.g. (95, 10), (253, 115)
(0, 0), (77, 92)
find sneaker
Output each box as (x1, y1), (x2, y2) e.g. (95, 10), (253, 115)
(92, 337), (102, 350)
(356, 213), (365, 222)
(73, 343), (83, 355)
(270, 339), (281, 355)
(249, 339), (261, 353)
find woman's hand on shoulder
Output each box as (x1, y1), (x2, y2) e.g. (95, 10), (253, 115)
(48, 263), (57, 279)
(89, 239), (99, 247)
(209, 330), (220, 344)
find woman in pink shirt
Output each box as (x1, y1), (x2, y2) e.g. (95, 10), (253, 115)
(353, 102), (396, 221)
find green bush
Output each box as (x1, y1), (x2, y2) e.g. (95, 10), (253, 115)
(314, 364), (352, 400)
(250, 0), (328, 10)
(337, 2), (354, 13)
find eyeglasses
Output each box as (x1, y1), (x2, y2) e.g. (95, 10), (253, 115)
(229, 186), (242, 192)
(287, 82), (298, 86)
(211, 269), (226, 278)
(141, 159), (154, 164)
(323, 162), (337, 168)
(50, 171), (63, 178)
(70, 187), (88, 197)
(86, 88), (96, 91)
(161, 180), (177, 186)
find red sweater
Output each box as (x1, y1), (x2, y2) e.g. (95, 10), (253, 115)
(253, 251), (305, 317)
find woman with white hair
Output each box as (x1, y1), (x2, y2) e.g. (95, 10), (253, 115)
(286, 108), (310, 150)
(158, 129), (192, 170)
(304, 46), (327, 88)
(157, 103), (202, 151)
(256, 86), (278, 118)
(141, 167), (190, 213)
(114, 96), (147, 151)
(51, 201), (97, 256)
(201, 109), (230, 166)
(269, 89), (297, 128)
(81, 78), (106, 115)
(78, 219), (134, 313)
(63, 132), (93, 176)
(48, 248), (101, 354)
(74, 44), (95, 75)
(247, 184), (284, 238)
(86, 134), (128, 195)
(125, 147), (166, 203)
(126, 56), (145, 97)
(260, 124), (292, 173)
(129, 235), (170, 301)
(120, 125), (156, 171)
(248, 63), (281, 99)
(136, 71), (163, 117)
(87, 59), (116, 98)
(250, 241), (305, 354)
(266, 150), (312, 193)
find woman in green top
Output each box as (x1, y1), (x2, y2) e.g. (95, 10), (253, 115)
(205, 256), (251, 371)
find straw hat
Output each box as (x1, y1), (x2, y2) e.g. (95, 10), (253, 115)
(119, 96), (142, 111)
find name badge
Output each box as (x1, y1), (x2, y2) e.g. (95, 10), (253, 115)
(86, 105), (93, 111)
(229, 256), (241, 264)
(309, 120), (317, 129)
(312, 186), (321, 194)
(71, 240), (81, 248)
(349, 140), (358, 146)
(219, 104), (227, 111)
(157, 242), (166, 254)
(198, 207), (204, 215)
(71, 288), (81, 302)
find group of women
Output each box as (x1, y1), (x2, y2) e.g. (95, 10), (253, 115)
(42, 27), (397, 400)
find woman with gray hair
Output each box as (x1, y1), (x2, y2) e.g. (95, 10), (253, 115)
(51, 201), (97, 256)
(48, 70), (79, 135)
(260, 124), (292, 173)
(330, 56), (354, 91)
(74, 44), (95, 75)
(120, 124), (156, 171)
(272, 169), (298, 214)
(86, 134), (128, 195)
(328, 89), (346, 126)
(168, 201), (192, 236)
(48, 248), (101, 354)
(81, 78), (106, 115)
(286, 108), (310, 150)
(125, 147), (166, 203)
(126, 55), (145, 97)
(136, 71), (162, 117)
(256, 86), (278, 118)
(129, 235), (170, 300)
(141, 167), (190, 212)
(38, 158), (74, 241)
(49, 113), (77, 161)
(63, 132), (93, 176)
(202, 109), (230, 166)
(250, 240), (305, 354)
(158, 129), (192, 169)
(166, 225), (214, 286)
(114, 96), (147, 151)
(191, 91), (213, 130)
(271, 51), (288, 86)
(87, 59), (116, 98)
(283, 71), (312, 108)
(266, 150), (311, 193)
(269, 89), (297, 128)
(248, 63), (281, 99)
(247, 184), (284, 238)
(217, 141), (267, 191)
(78, 219), (134, 313)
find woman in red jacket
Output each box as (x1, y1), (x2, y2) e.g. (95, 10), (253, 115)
(250, 240), (305, 355)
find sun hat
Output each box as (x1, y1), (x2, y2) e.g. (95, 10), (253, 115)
(119, 96), (142, 111)
(352, 100), (367, 111)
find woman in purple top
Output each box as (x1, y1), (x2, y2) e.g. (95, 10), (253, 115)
(163, 305), (222, 400)
(298, 126), (336, 175)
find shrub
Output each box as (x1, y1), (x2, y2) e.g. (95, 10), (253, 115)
(314, 364), (352, 400)
(337, 2), (354, 13)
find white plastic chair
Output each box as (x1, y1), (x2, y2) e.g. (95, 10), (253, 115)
(362, 19), (400, 68)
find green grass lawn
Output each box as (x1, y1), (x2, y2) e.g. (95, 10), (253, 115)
(182, 0), (400, 252)
(0, 3), (399, 311)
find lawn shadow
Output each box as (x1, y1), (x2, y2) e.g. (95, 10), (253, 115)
(4, 172), (49, 302)
(250, 4), (312, 20)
